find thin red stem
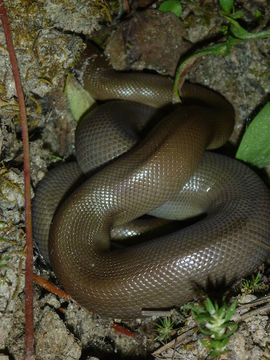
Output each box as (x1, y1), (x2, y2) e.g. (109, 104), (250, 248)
(0, 1), (34, 359)
(123, 0), (130, 13)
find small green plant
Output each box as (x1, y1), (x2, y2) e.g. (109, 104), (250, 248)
(241, 272), (268, 294)
(190, 298), (238, 359)
(180, 303), (192, 318)
(0, 254), (9, 268)
(155, 316), (178, 342)
(0, 254), (9, 285)
(174, 0), (270, 101)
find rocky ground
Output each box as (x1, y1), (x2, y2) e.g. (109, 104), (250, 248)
(0, 0), (270, 359)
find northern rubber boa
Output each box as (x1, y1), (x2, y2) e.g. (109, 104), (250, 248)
(32, 44), (270, 319)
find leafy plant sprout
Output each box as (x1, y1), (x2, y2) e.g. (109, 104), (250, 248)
(155, 316), (179, 343)
(241, 272), (268, 294)
(190, 298), (238, 359)
(173, 0), (270, 103)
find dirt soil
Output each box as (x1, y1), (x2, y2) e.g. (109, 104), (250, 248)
(0, 0), (270, 359)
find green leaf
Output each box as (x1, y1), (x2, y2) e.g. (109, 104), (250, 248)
(219, 0), (233, 14)
(216, 303), (226, 318)
(159, 0), (182, 17)
(65, 73), (96, 121)
(224, 300), (237, 322)
(236, 102), (270, 168)
(208, 337), (229, 358)
(189, 304), (205, 314)
(192, 316), (206, 325)
(210, 349), (222, 358)
(220, 337), (230, 348)
(205, 298), (215, 315)
(195, 314), (213, 323)
(48, 154), (63, 161)
(223, 322), (238, 337)
(200, 339), (211, 348)
(200, 328), (214, 336)
(255, 10), (262, 18)
(210, 338), (229, 349)
(229, 10), (244, 19)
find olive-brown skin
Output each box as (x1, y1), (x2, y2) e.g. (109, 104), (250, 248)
(32, 45), (270, 319)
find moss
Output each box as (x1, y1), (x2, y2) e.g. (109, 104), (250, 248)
(183, 0), (220, 28)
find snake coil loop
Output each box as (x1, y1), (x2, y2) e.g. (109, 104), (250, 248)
(33, 44), (270, 318)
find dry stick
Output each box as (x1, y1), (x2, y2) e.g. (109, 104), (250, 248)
(239, 295), (270, 309)
(152, 327), (197, 356)
(33, 273), (93, 316)
(0, 2), (34, 359)
(239, 295), (270, 320)
(33, 274), (137, 338)
(33, 274), (73, 301)
(241, 303), (270, 320)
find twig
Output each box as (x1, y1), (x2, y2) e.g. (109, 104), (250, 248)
(239, 295), (270, 320)
(33, 273), (93, 316)
(141, 309), (174, 317)
(241, 303), (270, 320)
(111, 323), (137, 338)
(239, 295), (270, 309)
(123, 0), (130, 13)
(0, 2), (34, 359)
(33, 273), (73, 300)
(152, 326), (197, 356)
